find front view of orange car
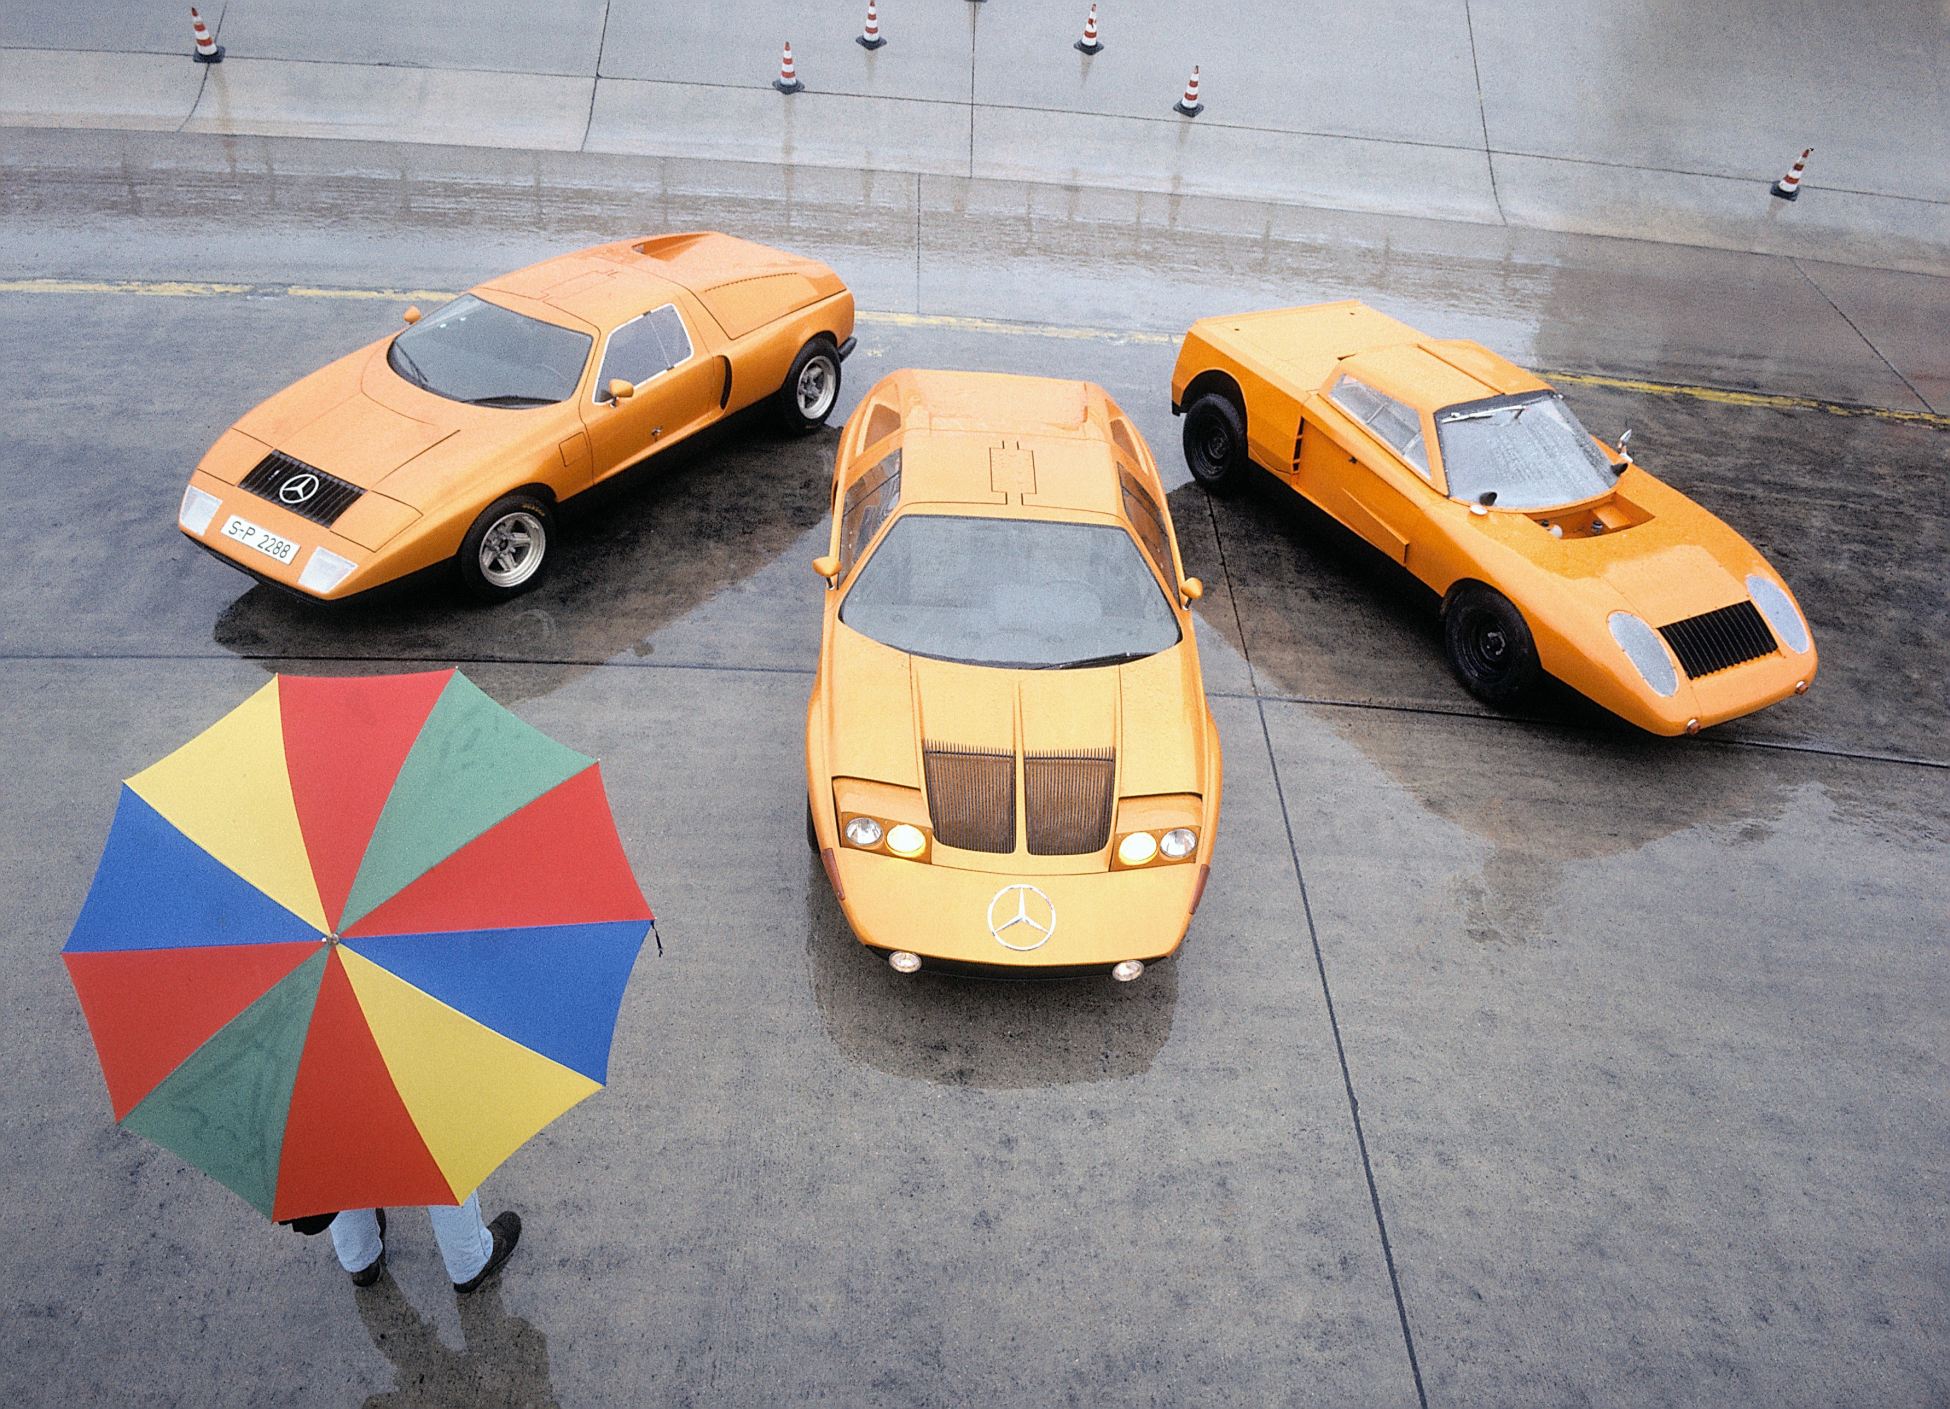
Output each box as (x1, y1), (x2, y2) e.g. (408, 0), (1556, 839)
(805, 370), (1223, 980)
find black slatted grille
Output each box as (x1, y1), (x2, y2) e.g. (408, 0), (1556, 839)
(1024, 748), (1116, 856)
(922, 743), (1016, 854)
(1658, 600), (1777, 679)
(239, 451), (363, 527)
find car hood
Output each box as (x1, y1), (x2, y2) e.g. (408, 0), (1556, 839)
(822, 624), (1211, 802)
(232, 346), (456, 490)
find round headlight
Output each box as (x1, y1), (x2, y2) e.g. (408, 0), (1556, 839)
(1159, 827), (1197, 860)
(888, 950), (921, 973)
(1117, 832), (1158, 866)
(1607, 612), (1678, 697)
(1746, 573), (1810, 653)
(1112, 960), (1145, 982)
(843, 816), (883, 848)
(885, 823), (926, 858)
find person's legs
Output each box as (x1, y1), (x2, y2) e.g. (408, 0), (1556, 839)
(330, 1209), (383, 1274)
(427, 1194), (494, 1285)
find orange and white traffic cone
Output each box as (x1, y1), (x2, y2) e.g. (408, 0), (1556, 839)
(857, 2), (886, 49)
(774, 40), (804, 93)
(1174, 64), (1203, 117)
(189, 6), (223, 63)
(1075, 4), (1104, 54)
(1771, 148), (1812, 201)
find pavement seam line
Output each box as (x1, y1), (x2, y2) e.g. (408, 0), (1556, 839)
(580, 0), (612, 153)
(1787, 259), (1934, 414)
(1460, 0), (1506, 225)
(4, 277), (1942, 428)
(1253, 693), (1430, 1409)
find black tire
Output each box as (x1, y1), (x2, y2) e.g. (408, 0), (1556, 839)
(1443, 583), (1541, 705)
(775, 337), (842, 434)
(1182, 391), (1248, 493)
(458, 492), (555, 602)
(806, 798), (820, 852)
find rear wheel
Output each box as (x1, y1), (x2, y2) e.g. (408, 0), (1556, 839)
(1183, 391), (1248, 493)
(776, 338), (841, 434)
(1443, 583), (1540, 705)
(458, 493), (555, 602)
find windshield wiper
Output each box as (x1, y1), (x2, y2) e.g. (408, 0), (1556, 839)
(464, 393), (554, 408)
(1042, 649), (1153, 670)
(389, 341), (429, 389)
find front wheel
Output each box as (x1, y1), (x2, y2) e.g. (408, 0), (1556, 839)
(458, 492), (555, 602)
(1442, 583), (1541, 705)
(776, 338), (842, 434)
(1182, 392), (1248, 494)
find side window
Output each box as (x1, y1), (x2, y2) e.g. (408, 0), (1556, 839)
(1327, 374), (1431, 478)
(1118, 465), (1173, 579)
(839, 450), (902, 571)
(862, 402), (901, 447)
(595, 303), (693, 399)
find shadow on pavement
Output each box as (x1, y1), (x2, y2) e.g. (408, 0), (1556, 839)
(353, 1275), (558, 1409)
(801, 855), (1178, 1088)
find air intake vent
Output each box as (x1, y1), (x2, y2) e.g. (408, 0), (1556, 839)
(1659, 600), (1777, 679)
(1024, 748), (1115, 856)
(922, 742), (1015, 854)
(239, 451), (363, 528)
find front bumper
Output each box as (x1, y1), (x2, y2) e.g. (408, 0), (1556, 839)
(829, 847), (1206, 974)
(1585, 645), (1818, 735)
(179, 468), (416, 601)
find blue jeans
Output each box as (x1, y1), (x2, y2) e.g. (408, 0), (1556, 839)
(329, 1193), (493, 1284)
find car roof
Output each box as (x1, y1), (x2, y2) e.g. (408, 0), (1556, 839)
(865, 370), (1140, 518)
(1340, 340), (1550, 412)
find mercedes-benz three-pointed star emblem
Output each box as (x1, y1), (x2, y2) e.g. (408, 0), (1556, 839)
(279, 472), (322, 505)
(987, 883), (1056, 952)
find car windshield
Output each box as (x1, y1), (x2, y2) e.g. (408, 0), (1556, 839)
(840, 514), (1182, 669)
(1435, 392), (1618, 510)
(386, 294), (591, 407)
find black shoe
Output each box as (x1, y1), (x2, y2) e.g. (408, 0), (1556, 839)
(348, 1209), (387, 1288)
(454, 1211), (521, 1294)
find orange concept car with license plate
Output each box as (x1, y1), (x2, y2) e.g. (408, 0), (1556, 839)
(805, 370), (1223, 980)
(1171, 301), (1817, 735)
(178, 233), (856, 602)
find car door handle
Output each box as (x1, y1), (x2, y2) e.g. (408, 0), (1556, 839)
(651, 427), (663, 438)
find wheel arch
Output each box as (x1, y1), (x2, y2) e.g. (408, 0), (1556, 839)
(1178, 368), (1246, 422)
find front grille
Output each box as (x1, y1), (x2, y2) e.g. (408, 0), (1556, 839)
(1024, 748), (1115, 856)
(923, 742), (1015, 853)
(1659, 600), (1777, 679)
(239, 451), (363, 528)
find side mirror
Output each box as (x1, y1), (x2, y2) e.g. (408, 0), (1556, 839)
(1181, 576), (1204, 603)
(402, 305), (422, 325)
(812, 555), (840, 583)
(1616, 428), (1633, 461)
(608, 379), (636, 403)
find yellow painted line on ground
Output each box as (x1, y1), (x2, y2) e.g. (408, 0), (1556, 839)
(2, 276), (1942, 428)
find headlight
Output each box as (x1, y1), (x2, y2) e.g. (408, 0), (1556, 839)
(1117, 832), (1159, 866)
(1111, 960), (1145, 982)
(844, 816), (883, 849)
(885, 823), (926, 858)
(1159, 828), (1197, 860)
(179, 485), (222, 535)
(1607, 612), (1677, 697)
(1746, 574), (1810, 653)
(297, 547), (356, 595)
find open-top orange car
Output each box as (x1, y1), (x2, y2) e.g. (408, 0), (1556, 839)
(1171, 301), (1817, 735)
(178, 233), (855, 601)
(805, 370), (1222, 980)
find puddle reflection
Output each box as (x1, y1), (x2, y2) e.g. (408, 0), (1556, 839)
(352, 1276), (557, 1409)
(801, 855), (1177, 1088)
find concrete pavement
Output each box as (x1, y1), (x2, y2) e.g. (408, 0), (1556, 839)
(3, 0), (1947, 274)
(0, 131), (1945, 1403)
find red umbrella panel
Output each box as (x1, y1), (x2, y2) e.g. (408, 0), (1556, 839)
(61, 670), (653, 1219)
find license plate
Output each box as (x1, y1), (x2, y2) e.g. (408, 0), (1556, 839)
(221, 515), (300, 565)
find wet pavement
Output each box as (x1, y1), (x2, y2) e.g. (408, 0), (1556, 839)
(1, 134), (1946, 1407)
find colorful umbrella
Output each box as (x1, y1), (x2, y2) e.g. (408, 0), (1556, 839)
(61, 670), (652, 1221)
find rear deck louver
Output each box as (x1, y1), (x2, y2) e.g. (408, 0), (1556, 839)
(239, 451), (363, 528)
(1024, 748), (1116, 856)
(922, 742), (1015, 854)
(1658, 600), (1777, 679)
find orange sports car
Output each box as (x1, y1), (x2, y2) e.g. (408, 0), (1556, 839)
(805, 370), (1223, 980)
(178, 233), (855, 601)
(1171, 301), (1817, 735)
